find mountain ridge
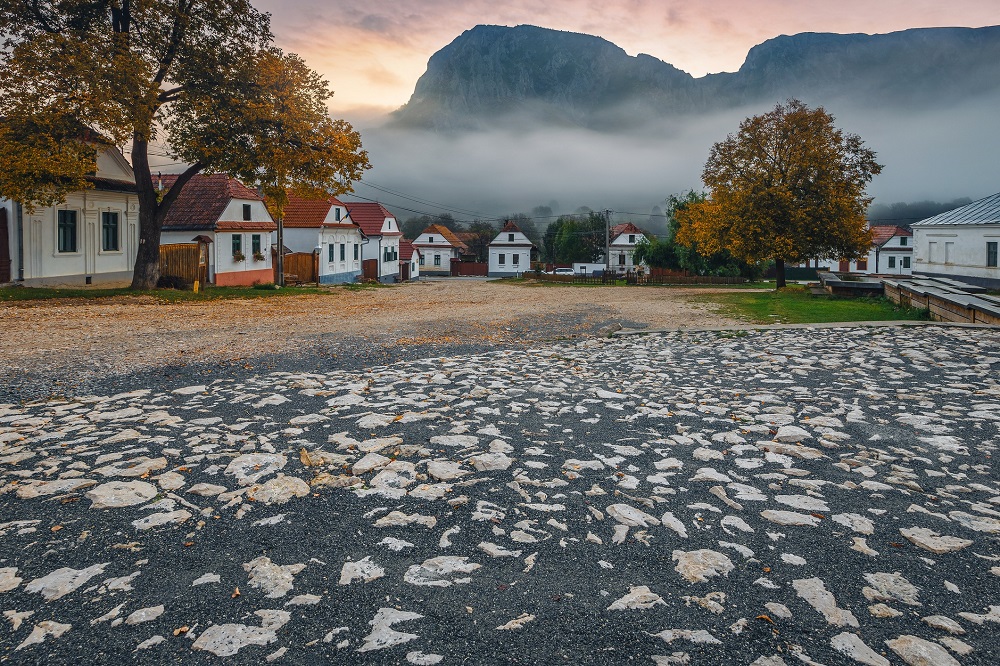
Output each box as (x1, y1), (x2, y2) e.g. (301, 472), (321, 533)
(390, 24), (1000, 130)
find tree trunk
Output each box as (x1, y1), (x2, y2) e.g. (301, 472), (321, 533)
(130, 135), (161, 290)
(775, 257), (786, 289)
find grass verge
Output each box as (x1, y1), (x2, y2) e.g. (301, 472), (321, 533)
(696, 286), (931, 324)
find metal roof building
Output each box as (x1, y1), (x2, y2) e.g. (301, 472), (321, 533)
(912, 192), (1000, 226)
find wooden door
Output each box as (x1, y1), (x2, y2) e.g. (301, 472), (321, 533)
(362, 259), (378, 280)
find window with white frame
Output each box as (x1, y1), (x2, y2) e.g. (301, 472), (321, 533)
(429, 236), (434, 243)
(232, 234), (242, 257)
(353, 244), (358, 261)
(512, 254), (519, 266)
(988, 242), (998, 267)
(335, 208), (341, 222)
(903, 256), (911, 269)
(242, 204), (252, 221)
(419, 254), (425, 266)
(251, 234), (262, 257)
(899, 236), (908, 246)
(328, 244), (335, 262)
(57, 210), (77, 253)
(629, 234), (635, 243)
(498, 253), (506, 265)
(340, 243), (346, 261)
(433, 254), (441, 266)
(508, 233), (514, 242)
(888, 256), (896, 269)
(101, 211), (119, 251)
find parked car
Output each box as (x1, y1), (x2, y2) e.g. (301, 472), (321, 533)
(553, 268), (575, 275)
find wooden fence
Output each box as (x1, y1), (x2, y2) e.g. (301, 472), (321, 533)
(159, 243), (204, 285)
(451, 260), (488, 277)
(275, 251), (318, 284)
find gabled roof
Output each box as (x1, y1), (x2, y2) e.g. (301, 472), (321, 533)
(870, 225), (912, 247)
(610, 222), (649, 243)
(343, 202), (402, 237)
(283, 195), (351, 229)
(399, 240), (419, 261)
(912, 192), (1000, 226)
(159, 174), (275, 232)
(416, 224), (468, 251)
(500, 220), (523, 234)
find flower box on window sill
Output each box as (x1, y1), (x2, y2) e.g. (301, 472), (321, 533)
(232, 251), (246, 262)
(253, 252), (265, 262)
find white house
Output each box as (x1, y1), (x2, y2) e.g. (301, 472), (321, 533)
(158, 174), (275, 286)
(912, 192), (1000, 288)
(608, 222), (651, 272)
(488, 220), (535, 277)
(837, 225), (914, 275)
(1, 142), (138, 286)
(399, 240), (420, 281)
(283, 195), (365, 284)
(411, 224), (468, 276)
(343, 202), (401, 283)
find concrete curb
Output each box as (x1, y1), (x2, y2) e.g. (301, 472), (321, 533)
(613, 320), (1000, 336)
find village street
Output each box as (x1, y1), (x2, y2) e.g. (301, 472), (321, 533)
(1, 289), (1000, 665)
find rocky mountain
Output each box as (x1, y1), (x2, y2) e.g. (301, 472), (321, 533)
(391, 24), (1000, 130)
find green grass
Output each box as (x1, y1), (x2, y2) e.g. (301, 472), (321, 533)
(0, 284), (331, 303)
(697, 286), (931, 324)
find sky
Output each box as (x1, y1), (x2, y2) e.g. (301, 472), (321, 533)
(256, 0), (1000, 120)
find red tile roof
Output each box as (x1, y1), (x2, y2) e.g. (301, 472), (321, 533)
(610, 222), (649, 243)
(342, 202), (402, 237)
(399, 240), (419, 261)
(871, 225), (912, 247)
(282, 195), (354, 230)
(417, 224), (468, 251)
(159, 174), (273, 231)
(500, 220), (523, 233)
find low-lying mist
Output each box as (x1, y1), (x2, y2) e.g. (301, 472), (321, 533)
(352, 93), (1000, 224)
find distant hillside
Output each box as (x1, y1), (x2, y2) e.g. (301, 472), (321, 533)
(391, 24), (1000, 130)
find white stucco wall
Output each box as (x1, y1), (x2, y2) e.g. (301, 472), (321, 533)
(4, 191), (139, 285)
(219, 199), (272, 224)
(319, 228), (363, 279)
(360, 235), (400, 279)
(488, 246), (531, 275)
(913, 225), (1000, 282)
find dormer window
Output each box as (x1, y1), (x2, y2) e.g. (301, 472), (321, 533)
(242, 204), (252, 221)
(629, 234), (636, 243)
(899, 237), (908, 246)
(429, 236), (434, 243)
(335, 208), (341, 222)
(508, 233), (515, 242)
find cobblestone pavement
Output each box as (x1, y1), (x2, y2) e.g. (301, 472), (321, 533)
(1, 325), (999, 665)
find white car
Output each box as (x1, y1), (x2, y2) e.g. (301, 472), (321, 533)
(552, 268), (575, 276)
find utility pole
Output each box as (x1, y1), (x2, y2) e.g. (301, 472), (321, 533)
(604, 209), (611, 276)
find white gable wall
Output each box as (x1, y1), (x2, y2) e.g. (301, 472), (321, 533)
(914, 225), (1000, 283)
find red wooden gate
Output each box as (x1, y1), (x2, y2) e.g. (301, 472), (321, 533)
(362, 259), (379, 281)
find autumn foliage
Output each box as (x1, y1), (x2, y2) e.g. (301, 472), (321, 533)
(675, 100), (882, 287)
(0, 1), (370, 289)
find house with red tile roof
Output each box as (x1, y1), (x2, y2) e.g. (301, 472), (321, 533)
(158, 174), (276, 286)
(838, 225), (913, 275)
(411, 224), (468, 275)
(488, 220), (536, 277)
(608, 222), (652, 273)
(1, 142), (138, 286)
(342, 202), (402, 282)
(283, 195), (366, 284)
(398, 240), (421, 281)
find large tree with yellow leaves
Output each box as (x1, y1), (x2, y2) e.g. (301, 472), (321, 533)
(0, 1), (370, 289)
(675, 100), (882, 288)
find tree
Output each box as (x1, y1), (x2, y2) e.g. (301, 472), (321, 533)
(401, 213), (458, 240)
(465, 220), (497, 262)
(675, 100), (882, 288)
(550, 213), (604, 264)
(0, 2), (369, 289)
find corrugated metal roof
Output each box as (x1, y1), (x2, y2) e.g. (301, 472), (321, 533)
(912, 192), (1000, 226)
